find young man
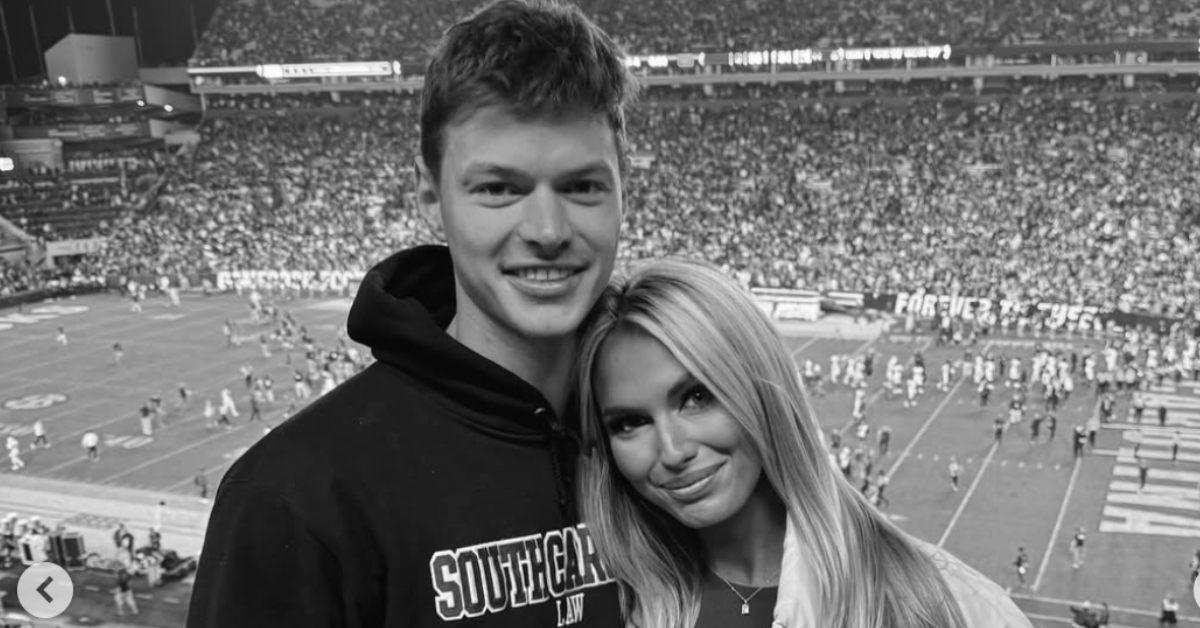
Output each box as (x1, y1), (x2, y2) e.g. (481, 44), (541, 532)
(114, 565), (139, 616)
(186, 2), (636, 626)
(31, 419), (48, 449)
(81, 431), (100, 461)
(1070, 527), (1087, 568)
(1013, 547), (1029, 587)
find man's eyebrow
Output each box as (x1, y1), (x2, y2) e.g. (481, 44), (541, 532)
(558, 163), (616, 179)
(461, 163), (524, 178)
(461, 162), (615, 179)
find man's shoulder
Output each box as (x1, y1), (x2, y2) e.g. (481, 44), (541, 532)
(223, 363), (426, 482)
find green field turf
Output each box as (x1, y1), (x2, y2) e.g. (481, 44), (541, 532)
(3, 294), (1198, 626)
(0, 292), (354, 496)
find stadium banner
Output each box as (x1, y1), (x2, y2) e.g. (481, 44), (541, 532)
(215, 269), (364, 293)
(14, 122), (150, 142)
(883, 290), (1183, 331)
(2, 86), (144, 107)
(46, 237), (107, 258)
(752, 288), (821, 322)
(0, 283), (105, 311)
(622, 40), (1194, 71)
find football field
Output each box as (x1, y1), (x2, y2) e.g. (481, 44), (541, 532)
(0, 292), (353, 497)
(1, 292), (1198, 626)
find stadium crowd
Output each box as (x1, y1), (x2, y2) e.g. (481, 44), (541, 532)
(108, 89), (1200, 317)
(191, 0), (1200, 66)
(3, 84), (1199, 320)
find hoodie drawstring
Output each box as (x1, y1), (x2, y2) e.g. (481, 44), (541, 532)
(536, 407), (580, 522)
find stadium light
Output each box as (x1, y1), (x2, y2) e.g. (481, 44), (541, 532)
(0, 157), (13, 172)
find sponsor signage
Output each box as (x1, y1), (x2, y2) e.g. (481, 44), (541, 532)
(752, 288), (822, 321)
(881, 290), (1188, 332)
(215, 269), (364, 293)
(46, 237), (107, 257)
(2, 86), (144, 107)
(17, 122), (149, 141)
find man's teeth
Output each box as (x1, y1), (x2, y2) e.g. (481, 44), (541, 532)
(517, 268), (574, 281)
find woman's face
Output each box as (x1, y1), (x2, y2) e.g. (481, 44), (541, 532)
(594, 327), (763, 529)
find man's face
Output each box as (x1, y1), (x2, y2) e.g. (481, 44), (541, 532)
(419, 104), (623, 343)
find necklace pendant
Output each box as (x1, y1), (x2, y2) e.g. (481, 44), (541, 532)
(741, 602), (750, 615)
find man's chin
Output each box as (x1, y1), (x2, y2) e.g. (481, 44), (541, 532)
(507, 306), (589, 342)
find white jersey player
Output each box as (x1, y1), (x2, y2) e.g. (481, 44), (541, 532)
(983, 356), (998, 383)
(1007, 357), (1023, 388)
(852, 388), (867, 420)
(939, 360), (953, 391)
(1082, 354), (1096, 382)
(904, 377), (919, 408)
(219, 388), (240, 418)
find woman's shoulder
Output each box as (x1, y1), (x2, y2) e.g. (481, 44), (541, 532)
(916, 540), (1034, 628)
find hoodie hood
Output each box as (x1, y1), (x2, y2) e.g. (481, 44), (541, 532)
(347, 244), (554, 436)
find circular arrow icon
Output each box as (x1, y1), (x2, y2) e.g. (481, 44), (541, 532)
(17, 562), (74, 618)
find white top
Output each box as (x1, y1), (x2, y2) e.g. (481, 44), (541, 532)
(772, 517), (1033, 627)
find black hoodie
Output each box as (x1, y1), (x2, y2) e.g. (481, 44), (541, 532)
(187, 245), (622, 627)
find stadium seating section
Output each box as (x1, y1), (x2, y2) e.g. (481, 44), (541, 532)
(191, 0), (1200, 66)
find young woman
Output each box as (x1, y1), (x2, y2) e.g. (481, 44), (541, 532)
(577, 259), (1031, 627)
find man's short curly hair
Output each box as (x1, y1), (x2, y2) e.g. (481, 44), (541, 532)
(419, 0), (639, 184)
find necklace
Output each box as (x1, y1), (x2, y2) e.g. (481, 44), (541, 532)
(710, 567), (780, 615)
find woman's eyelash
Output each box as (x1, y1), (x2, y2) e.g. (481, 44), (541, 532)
(682, 384), (713, 407)
(604, 414), (644, 435)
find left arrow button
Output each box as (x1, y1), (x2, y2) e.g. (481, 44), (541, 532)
(37, 576), (55, 603)
(17, 562), (73, 619)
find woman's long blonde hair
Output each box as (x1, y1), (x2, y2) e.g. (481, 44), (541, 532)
(576, 259), (968, 628)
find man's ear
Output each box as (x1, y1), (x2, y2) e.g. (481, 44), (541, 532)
(413, 156), (444, 235)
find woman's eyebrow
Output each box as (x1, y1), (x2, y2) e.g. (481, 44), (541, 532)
(599, 372), (699, 419)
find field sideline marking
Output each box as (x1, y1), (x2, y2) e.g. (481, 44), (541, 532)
(1013, 592), (1200, 622)
(1023, 614), (1137, 627)
(937, 439), (1001, 547)
(885, 342), (992, 482)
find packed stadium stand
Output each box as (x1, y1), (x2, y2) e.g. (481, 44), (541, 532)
(190, 0), (1200, 65)
(45, 87), (1187, 321)
(2, 1), (1199, 319)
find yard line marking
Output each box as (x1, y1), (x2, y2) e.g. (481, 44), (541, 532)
(938, 440), (1000, 547)
(99, 425), (249, 483)
(886, 342), (990, 481)
(839, 336), (935, 434)
(1032, 454), (1083, 592)
(1031, 397), (1099, 592)
(788, 337), (819, 358)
